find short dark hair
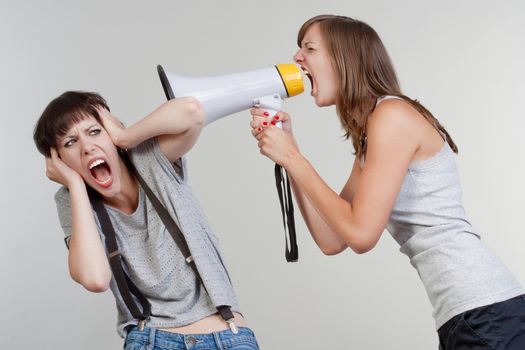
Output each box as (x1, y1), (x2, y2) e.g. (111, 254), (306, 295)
(33, 91), (110, 157)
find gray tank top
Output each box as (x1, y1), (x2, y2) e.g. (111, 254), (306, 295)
(55, 138), (240, 337)
(375, 96), (524, 329)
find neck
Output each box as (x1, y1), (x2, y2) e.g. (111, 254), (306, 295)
(103, 158), (139, 214)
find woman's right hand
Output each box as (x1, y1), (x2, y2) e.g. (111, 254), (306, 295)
(250, 108), (293, 136)
(250, 108), (302, 167)
(46, 148), (83, 188)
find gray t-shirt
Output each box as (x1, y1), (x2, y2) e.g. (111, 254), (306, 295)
(55, 138), (240, 337)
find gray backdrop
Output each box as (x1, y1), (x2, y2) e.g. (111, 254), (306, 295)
(2, 0), (524, 349)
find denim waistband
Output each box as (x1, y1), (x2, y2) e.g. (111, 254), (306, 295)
(125, 325), (257, 350)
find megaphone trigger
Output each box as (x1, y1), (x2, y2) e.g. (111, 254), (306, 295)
(253, 94), (283, 128)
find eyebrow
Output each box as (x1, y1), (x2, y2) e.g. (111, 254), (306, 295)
(61, 123), (99, 141)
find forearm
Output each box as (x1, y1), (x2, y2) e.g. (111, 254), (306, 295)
(67, 181), (111, 292)
(286, 154), (370, 253)
(289, 176), (347, 255)
(116, 98), (204, 149)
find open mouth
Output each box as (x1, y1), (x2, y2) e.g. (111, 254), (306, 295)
(301, 66), (314, 94)
(88, 158), (113, 188)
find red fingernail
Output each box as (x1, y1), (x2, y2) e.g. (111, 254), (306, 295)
(262, 121), (268, 126)
(274, 115), (280, 120)
(263, 112), (269, 116)
(257, 127), (262, 131)
(271, 121), (276, 125)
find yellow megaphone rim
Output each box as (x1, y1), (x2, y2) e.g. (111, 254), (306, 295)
(276, 64), (304, 97)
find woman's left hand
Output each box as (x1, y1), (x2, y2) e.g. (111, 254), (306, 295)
(98, 107), (128, 148)
(251, 114), (301, 167)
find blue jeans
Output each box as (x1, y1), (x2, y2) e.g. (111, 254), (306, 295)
(438, 295), (525, 349)
(124, 326), (259, 350)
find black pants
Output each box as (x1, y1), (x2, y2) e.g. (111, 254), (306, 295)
(438, 295), (525, 349)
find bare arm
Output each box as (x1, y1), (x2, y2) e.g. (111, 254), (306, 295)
(251, 110), (355, 255)
(255, 101), (420, 254)
(101, 97), (205, 162)
(292, 156), (364, 254)
(47, 148), (111, 292)
(288, 162), (357, 255)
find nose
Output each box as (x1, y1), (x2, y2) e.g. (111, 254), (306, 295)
(293, 49), (304, 64)
(80, 137), (96, 155)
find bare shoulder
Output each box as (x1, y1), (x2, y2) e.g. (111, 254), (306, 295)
(368, 98), (428, 144)
(368, 98), (449, 164)
(370, 98), (422, 128)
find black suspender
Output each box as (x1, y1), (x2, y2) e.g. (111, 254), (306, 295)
(89, 191), (152, 327)
(88, 153), (238, 333)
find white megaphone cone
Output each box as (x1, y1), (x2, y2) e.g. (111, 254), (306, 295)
(157, 64), (304, 125)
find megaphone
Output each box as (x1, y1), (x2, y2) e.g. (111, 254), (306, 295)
(156, 63), (304, 125)
(156, 63), (303, 263)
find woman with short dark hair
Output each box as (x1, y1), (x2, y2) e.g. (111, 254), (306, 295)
(34, 91), (259, 349)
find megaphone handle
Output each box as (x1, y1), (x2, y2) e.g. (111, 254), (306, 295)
(254, 94), (283, 128)
(260, 108), (283, 128)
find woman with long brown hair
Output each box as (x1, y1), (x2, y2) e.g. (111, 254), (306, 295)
(250, 15), (525, 349)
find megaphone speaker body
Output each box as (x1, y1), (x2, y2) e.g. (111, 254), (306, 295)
(158, 64), (304, 125)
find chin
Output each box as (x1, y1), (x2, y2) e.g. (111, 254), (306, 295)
(314, 98), (330, 107)
(90, 181), (119, 199)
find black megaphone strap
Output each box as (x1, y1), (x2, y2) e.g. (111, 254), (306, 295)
(274, 164), (298, 262)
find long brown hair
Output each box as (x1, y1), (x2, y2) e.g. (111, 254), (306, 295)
(298, 15), (457, 157)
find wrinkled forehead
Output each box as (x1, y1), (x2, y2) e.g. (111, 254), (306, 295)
(56, 112), (100, 140)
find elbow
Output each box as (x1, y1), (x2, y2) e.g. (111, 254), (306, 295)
(84, 281), (110, 293)
(186, 98), (205, 126)
(350, 244), (374, 255)
(177, 97), (205, 127)
(343, 229), (381, 255)
(80, 277), (111, 293)
(348, 239), (378, 255)
(319, 243), (347, 256)
(71, 271), (111, 293)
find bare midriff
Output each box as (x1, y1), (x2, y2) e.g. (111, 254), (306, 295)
(159, 312), (246, 334)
